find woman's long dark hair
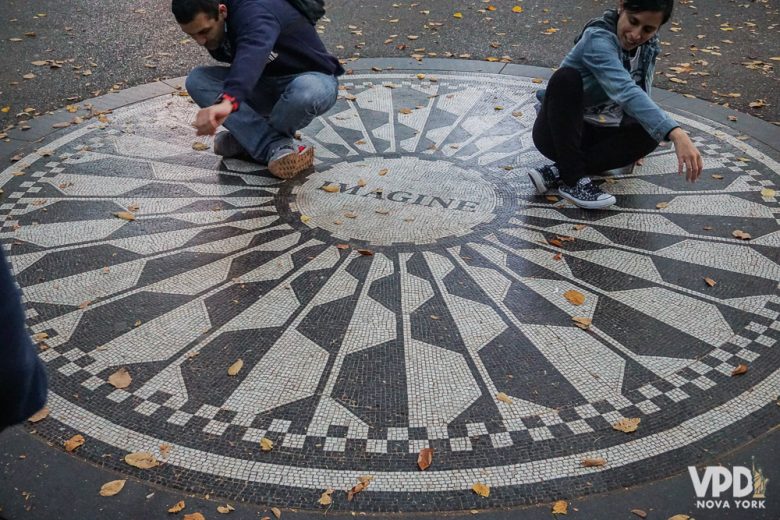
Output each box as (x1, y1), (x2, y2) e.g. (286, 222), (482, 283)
(622, 0), (674, 24)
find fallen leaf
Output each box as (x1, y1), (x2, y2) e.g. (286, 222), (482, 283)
(375, 209), (390, 215)
(183, 514), (205, 520)
(399, 108), (412, 115)
(548, 238), (564, 248)
(731, 364), (748, 376)
(496, 392), (512, 404)
(612, 417), (640, 433)
(321, 184), (339, 193)
(300, 215), (311, 224)
(378, 168), (388, 176)
(552, 500), (568, 515)
(704, 277), (717, 287)
(656, 202), (669, 209)
(357, 249), (374, 256)
(631, 509), (647, 519)
(472, 483), (490, 497)
(159, 444), (172, 458)
(28, 407), (50, 423)
(113, 211), (135, 221)
(417, 448), (433, 471)
(564, 290), (585, 306)
(168, 500), (186, 513)
(572, 317), (592, 330)
(581, 457), (606, 467)
(573, 224), (587, 231)
(336, 244), (350, 250)
(217, 504), (235, 513)
(344, 211), (357, 218)
(667, 516), (691, 520)
(553, 252), (562, 261)
(99, 480), (126, 497)
(108, 367), (132, 389)
(64, 434), (85, 452)
(416, 73), (426, 80)
(22, 73), (36, 80)
(357, 178), (367, 187)
(52, 121), (72, 129)
(318, 488), (334, 506)
(192, 142), (209, 151)
(749, 100), (766, 109)
(760, 188), (776, 197)
(712, 174), (724, 179)
(125, 451), (160, 469)
(512, 6), (523, 13)
(260, 437), (274, 452)
(454, 12), (463, 19)
(32, 332), (49, 342)
(271, 507), (281, 519)
(531, 78), (544, 84)
(546, 195), (559, 202)
(732, 229), (751, 240)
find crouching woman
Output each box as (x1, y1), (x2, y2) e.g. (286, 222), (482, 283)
(529, 0), (703, 209)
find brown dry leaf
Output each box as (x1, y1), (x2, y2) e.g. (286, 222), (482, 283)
(28, 407), (50, 423)
(52, 121), (72, 129)
(581, 457), (606, 467)
(271, 506), (282, 518)
(612, 417), (641, 433)
(357, 249), (374, 256)
(472, 483), (490, 497)
(545, 195), (559, 202)
(399, 108), (412, 115)
(378, 168), (389, 176)
(732, 229), (752, 240)
(125, 451), (160, 469)
(656, 202), (669, 209)
(548, 238), (564, 248)
(704, 277), (717, 287)
(552, 500), (568, 515)
(416, 73), (426, 80)
(183, 514), (205, 520)
(417, 447), (434, 471)
(553, 253), (563, 261)
(631, 509), (647, 519)
(168, 500), (186, 513)
(564, 290), (585, 306)
(357, 178), (367, 187)
(318, 488), (334, 506)
(159, 443), (172, 458)
(23, 73), (36, 80)
(731, 364), (748, 376)
(64, 434), (85, 452)
(99, 479), (126, 497)
(32, 332), (49, 342)
(749, 100), (766, 109)
(192, 142), (209, 151)
(668, 516), (691, 520)
(260, 437), (274, 452)
(108, 367), (132, 389)
(217, 504), (235, 513)
(347, 481), (369, 501)
(531, 78), (544, 84)
(572, 317), (592, 330)
(496, 392), (512, 404)
(321, 184), (339, 193)
(227, 358), (244, 376)
(760, 188), (776, 197)
(712, 174), (724, 179)
(113, 211), (135, 221)
(336, 244), (350, 250)
(572, 224), (587, 231)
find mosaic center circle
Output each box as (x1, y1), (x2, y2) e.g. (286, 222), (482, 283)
(294, 156), (499, 244)
(0, 71), (777, 511)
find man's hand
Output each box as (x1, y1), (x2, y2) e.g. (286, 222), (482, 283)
(192, 100), (233, 136)
(669, 127), (704, 182)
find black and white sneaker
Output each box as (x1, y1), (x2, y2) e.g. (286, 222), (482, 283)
(558, 177), (616, 209)
(527, 164), (561, 194)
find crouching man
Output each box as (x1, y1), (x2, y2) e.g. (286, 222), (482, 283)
(173, 0), (344, 178)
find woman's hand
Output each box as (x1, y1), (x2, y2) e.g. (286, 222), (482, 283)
(669, 127), (704, 182)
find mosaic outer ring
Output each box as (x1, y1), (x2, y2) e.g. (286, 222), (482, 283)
(0, 71), (778, 511)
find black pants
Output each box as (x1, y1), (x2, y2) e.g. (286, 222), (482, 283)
(532, 67), (659, 186)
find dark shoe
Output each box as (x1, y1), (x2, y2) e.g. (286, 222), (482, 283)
(213, 131), (254, 161)
(528, 164), (560, 194)
(268, 145), (315, 179)
(558, 177), (616, 209)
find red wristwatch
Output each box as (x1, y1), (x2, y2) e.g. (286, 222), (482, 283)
(215, 93), (239, 113)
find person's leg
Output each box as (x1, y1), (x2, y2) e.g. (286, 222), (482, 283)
(531, 67), (586, 186)
(582, 121), (658, 176)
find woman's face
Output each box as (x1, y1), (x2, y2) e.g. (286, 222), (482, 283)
(616, 7), (664, 51)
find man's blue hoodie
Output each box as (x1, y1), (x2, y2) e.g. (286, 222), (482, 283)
(209, 0), (344, 106)
(0, 247), (47, 430)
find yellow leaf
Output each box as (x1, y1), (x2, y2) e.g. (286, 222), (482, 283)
(563, 290), (585, 306)
(656, 202), (669, 209)
(472, 482), (490, 497)
(124, 451), (160, 469)
(712, 174), (724, 179)
(300, 215), (311, 224)
(512, 6), (523, 13)
(416, 73), (426, 80)
(271, 507), (282, 519)
(417, 448), (434, 471)
(321, 184), (339, 193)
(99, 480), (126, 497)
(28, 407), (50, 423)
(64, 434), (85, 452)
(260, 437), (274, 452)
(32, 332), (49, 342)
(552, 500), (568, 514)
(731, 363), (748, 376)
(531, 78), (544, 84)
(183, 514), (206, 520)
(612, 417), (641, 433)
(217, 504), (235, 513)
(378, 168), (389, 176)
(168, 500), (186, 513)
(496, 392), (513, 404)
(572, 317), (592, 330)
(108, 367), (132, 389)
(318, 488), (334, 506)
(668, 516), (692, 520)
(192, 142), (209, 151)
(581, 457), (606, 467)
(113, 211), (135, 221)
(454, 12), (463, 19)
(1, 106), (10, 113)
(760, 188), (776, 197)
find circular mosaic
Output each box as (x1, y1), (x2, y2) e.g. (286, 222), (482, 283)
(1, 72), (779, 511)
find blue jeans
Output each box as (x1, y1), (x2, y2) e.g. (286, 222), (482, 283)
(185, 66), (339, 163)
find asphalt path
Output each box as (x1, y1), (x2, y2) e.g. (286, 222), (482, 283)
(0, 0), (778, 133)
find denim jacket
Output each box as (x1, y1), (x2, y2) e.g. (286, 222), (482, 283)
(545, 9), (679, 142)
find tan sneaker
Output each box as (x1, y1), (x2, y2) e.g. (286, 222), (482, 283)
(268, 145), (315, 179)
